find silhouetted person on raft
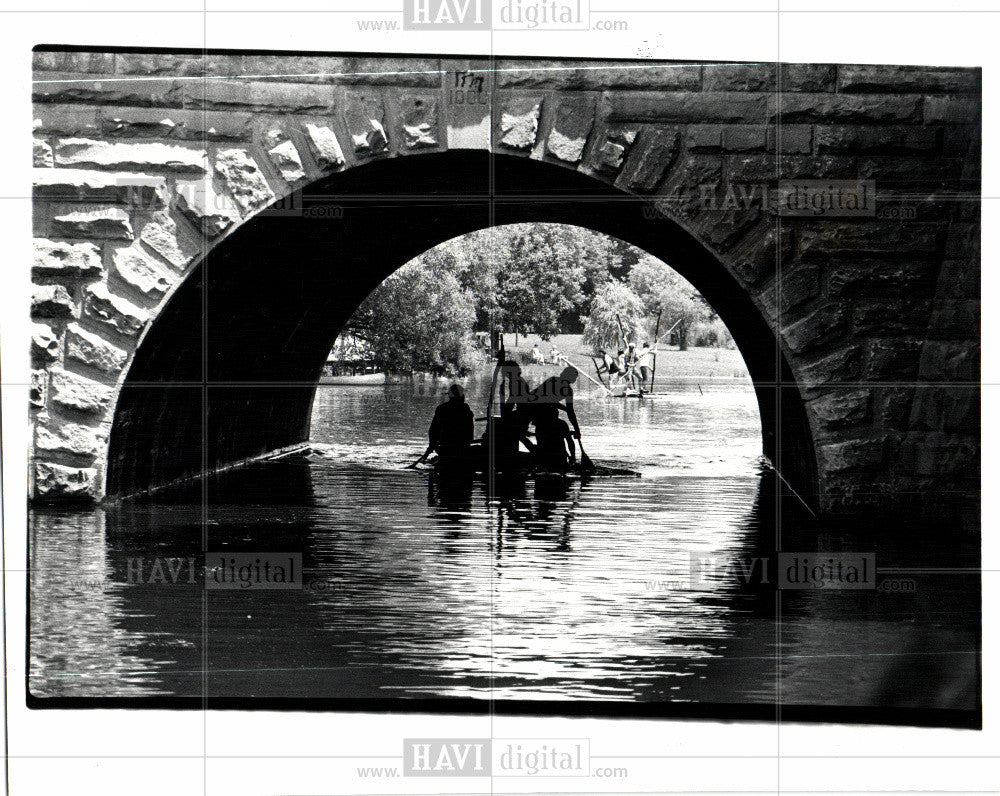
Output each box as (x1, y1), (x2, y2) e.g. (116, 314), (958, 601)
(528, 366), (582, 463)
(483, 362), (536, 463)
(533, 413), (576, 471)
(418, 383), (474, 465)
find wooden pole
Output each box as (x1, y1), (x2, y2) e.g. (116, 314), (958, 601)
(558, 355), (610, 394)
(591, 356), (607, 388)
(649, 308), (662, 393)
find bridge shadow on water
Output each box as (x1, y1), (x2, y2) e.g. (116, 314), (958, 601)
(28, 453), (980, 727)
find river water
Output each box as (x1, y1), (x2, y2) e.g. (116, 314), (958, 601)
(28, 372), (980, 718)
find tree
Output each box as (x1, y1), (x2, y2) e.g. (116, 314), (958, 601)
(407, 223), (612, 338)
(348, 261), (479, 376)
(497, 226), (586, 340)
(582, 279), (647, 354)
(628, 255), (712, 351)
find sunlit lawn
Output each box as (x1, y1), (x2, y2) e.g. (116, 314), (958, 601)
(498, 332), (749, 381)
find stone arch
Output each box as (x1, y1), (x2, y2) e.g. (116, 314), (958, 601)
(100, 150), (816, 504)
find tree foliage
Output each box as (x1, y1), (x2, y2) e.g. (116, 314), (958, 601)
(628, 255), (714, 350)
(342, 224), (732, 373)
(348, 262), (479, 376)
(582, 280), (647, 354)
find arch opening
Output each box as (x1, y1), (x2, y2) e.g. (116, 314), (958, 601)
(106, 151), (816, 504)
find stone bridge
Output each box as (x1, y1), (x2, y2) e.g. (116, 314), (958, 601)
(29, 48), (980, 513)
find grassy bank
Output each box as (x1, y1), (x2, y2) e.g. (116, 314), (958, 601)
(499, 333), (749, 381)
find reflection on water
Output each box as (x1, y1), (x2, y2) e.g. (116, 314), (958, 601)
(29, 375), (980, 715)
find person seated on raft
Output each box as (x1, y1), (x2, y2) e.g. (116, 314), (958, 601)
(420, 383), (474, 464)
(527, 365), (582, 441)
(533, 413), (576, 471)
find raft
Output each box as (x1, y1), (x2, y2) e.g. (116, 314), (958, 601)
(428, 444), (639, 480)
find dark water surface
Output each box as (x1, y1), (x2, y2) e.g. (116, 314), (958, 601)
(29, 375), (980, 717)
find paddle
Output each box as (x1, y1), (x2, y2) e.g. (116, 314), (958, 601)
(576, 435), (596, 473)
(405, 451), (431, 469)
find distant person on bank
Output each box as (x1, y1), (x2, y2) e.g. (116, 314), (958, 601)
(637, 342), (654, 386)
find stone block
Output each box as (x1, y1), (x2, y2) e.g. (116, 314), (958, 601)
(33, 104), (100, 137)
(111, 245), (173, 300)
(771, 125), (813, 154)
(826, 262), (935, 297)
(852, 299), (930, 335)
(607, 92), (768, 124)
(798, 346), (863, 392)
(399, 95), (439, 149)
(722, 126), (767, 151)
(182, 80), (335, 114)
(797, 223), (939, 260)
(814, 125), (938, 153)
(907, 432), (978, 478)
(266, 138), (307, 183)
(50, 368), (113, 414)
(780, 64), (836, 92)
(589, 127), (637, 173)
(34, 462), (98, 499)
(807, 388), (871, 427)
(619, 128), (681, 193)
(838, 65), (980, 94)
(730, 224), (792, 287)
(686, 125), (723, 150)
(241, 55), (441, 86)
(52, 206), (134, 240)
(303, 123), (346, 170)
(33, 138), (53, 167)
(65, 323), (128, 373)
(704, 63), (775, 92)
(33, 239), (103, 281)
(498, 96), (541, 150)
(33, 168), (167, 206)
(781, 304), (847, 353)
(214, 149), (277, 216)
(101, 108), (254, 142)
(863, 338), (922, 380)
(771, 94), (921, 124)
(758, 265), (820, 317)
(53, 138), (208, 174)
(928, 298), (979, 338)
(33, 50), (116, 73)
(31, 323), (60, 364)
(918, 341), (979, 382)
(817, 437), (886, 473)
(139, 211), (198, 270)
(546, 96), (595, 163)
(83, 283), (148, 337)
(943, 223), (980, 259)
(343, 94), (389, 154)
(910, 384), (978, 432)
(495, 60), (701, 90)
(174, 178), (242, 237)
(114, 52), (243, 77)
(30, 370), (47, 409)
(32, 285), (76, 319)
(935, 259), (978, 300)
(875, 385), (914, 430)
(35, 421), (101, 459)
(33, 73), (182, 107)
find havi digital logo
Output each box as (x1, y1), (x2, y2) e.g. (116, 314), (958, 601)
(403, 0), (491, 29)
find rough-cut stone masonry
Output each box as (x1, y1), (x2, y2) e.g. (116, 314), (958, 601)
(30, 51), (980, 511)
